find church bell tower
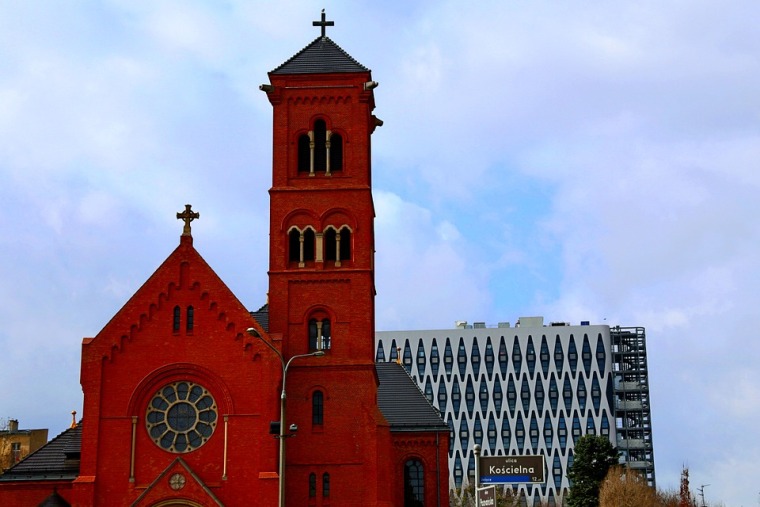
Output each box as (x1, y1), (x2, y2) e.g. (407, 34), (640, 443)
(264, 13), (381, 366)
(260, 12), (390, 506)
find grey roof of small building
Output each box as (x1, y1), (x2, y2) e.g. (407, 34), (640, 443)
(38, 491), (71, 507)
(250, 303), (269, 333)
(376, 362), (449, 432)
(270, 36), (369, 75)
(0, 424), (81, 482)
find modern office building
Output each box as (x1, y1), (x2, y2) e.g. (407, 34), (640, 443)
(376, 318), (655, 505)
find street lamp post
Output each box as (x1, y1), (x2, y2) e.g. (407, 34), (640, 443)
(247, 327), (324, 507)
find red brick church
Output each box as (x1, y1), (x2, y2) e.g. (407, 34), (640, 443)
(0, 14), (449, 507)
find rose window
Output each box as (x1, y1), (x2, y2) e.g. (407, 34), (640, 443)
(146, 381), (218, 453)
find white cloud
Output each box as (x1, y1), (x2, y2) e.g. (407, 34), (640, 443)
(1, 1), (760, 504)
(375, 191), (492, 330)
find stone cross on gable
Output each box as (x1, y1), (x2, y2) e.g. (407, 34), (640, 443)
(313, 9), (334, 38)
(176, 204), (200, 237)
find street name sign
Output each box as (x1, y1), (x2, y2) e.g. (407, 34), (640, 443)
(479, 455), (545, 484)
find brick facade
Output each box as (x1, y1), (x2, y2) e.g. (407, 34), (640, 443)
(0, 25), (448, 507)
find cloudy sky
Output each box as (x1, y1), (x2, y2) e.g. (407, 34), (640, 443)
(1, 1), (758, 504)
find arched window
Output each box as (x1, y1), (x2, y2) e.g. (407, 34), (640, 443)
(330, 133), (343, 171)
(298, 134), (311, 173)
(322, 472), (330, 498)
(314, 120), (327, 172)
(324, 226), (351, 266)
(186, 306), (194, 332)
(404, 459), (424, 507)
(173, 306), (181, 332)
(289, 229), (301, 263)
(309, 318), (331, 351)
(309, 472), (317, 498)
(322, 319), (331, 350)
(303, 229), (315, 262)
(297, 119), (344, 176)
(288, 227), (316, 267)
(312, 390), (324, 426)
(324, 228), (337, 261)
(339, 227), (351, 262)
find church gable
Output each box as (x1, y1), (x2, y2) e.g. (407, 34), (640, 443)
(75, 218), (281, 505)
(130, 458), (223, 507)
(84, 235), (257, 366)
(80, 232), (275, 416)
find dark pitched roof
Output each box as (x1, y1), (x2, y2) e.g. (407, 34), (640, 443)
(271, 36), (369, 75)
(250, 303), (269, 333)
(376, 362), (449, 432)
(38, 491), (71, 507)
(0, 424), (81, 482)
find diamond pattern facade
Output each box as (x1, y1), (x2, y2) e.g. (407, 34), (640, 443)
(376, 319), (655, 505)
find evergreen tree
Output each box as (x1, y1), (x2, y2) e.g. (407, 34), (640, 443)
(567, 435), (619, 507)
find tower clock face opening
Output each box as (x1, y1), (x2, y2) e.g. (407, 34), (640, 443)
(146, 381), (218, 453)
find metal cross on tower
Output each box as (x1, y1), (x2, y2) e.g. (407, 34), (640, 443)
(176, 204), (200, 237)
(313, 9), (334, 38)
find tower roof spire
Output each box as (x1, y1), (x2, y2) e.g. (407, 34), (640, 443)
(269, 11), (369, 75)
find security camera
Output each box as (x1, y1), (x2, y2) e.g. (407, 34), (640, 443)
(289, 423), (298, 433)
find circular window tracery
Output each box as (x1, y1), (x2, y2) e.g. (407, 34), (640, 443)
(146, 381), (218, 453)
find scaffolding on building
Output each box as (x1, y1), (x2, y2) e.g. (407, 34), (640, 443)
(611, 326), (656, 487)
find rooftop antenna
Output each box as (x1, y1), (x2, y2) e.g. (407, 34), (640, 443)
(698, 484), (709, 507)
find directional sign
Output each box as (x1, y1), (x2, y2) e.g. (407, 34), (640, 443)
(477, 485), (496, 506)
(479, 455), (545, 484)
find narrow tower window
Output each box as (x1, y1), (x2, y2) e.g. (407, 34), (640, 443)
(289, 229), (301, 263)
(303, 229), (316, 261)
(324, 226), (352, 267)
(324, 228), (337, 261)
(298, 134), (311, 173)
(330, 133), (343, 171)
(322, 472), (330, 498)
(186, 306), (194, 332)
(303, 229), (316, 262)
(288, 227), (316, 267)
(313, 120), (327, 172)
(173, 306), (181, 332)
(321, 319), (331, 350)
(339, 227), (351, 262)
(309, 473), (317, 498)
(312, 390), (324, 426)
(297, 120), (344, 176)
(309, 318), (332, 351)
